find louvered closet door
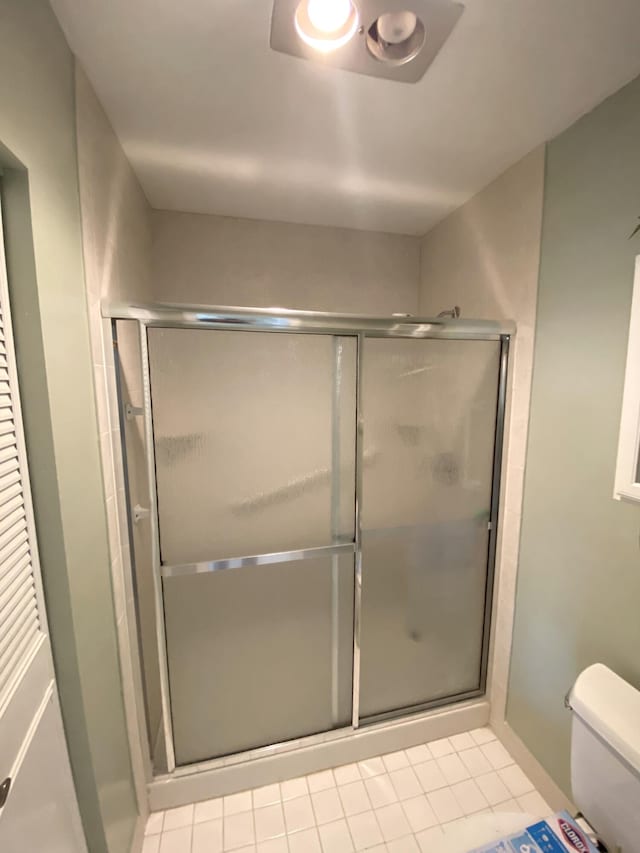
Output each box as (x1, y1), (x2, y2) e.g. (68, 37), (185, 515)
(0, 197), (85, 851)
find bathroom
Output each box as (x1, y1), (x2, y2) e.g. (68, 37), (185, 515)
(0, 0), (639, 851)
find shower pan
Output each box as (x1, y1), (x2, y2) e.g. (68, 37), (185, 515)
(107, 303), (510, 778)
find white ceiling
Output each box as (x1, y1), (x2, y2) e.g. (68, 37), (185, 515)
(52, 0), (640, 235)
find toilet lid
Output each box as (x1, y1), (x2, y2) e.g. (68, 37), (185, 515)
(435, 812), (542, 852)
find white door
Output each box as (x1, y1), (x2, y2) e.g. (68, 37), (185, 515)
(0, 197), (86, 852)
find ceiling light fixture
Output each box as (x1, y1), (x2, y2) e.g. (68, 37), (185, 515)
(294, 0), (360, 53)
(271, 0), (464, 83)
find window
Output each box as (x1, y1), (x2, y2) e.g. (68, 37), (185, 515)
(614, 255), (640, 502)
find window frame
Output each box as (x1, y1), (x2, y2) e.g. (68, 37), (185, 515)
(614, 254), (640, 503)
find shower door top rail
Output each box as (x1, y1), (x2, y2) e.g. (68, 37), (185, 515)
(103, 301), (515, 340)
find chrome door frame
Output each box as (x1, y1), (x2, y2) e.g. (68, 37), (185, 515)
(106, 302), (513, 775)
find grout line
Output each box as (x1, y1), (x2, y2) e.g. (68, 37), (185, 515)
(147, 728), (550, 853)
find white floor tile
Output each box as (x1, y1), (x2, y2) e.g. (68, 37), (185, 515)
(449, 732), (475, 752)
(413, 760), (448, 794)
(375, 803), (412, 842)
(312, 787), (344, 824)
(457, 747), (493, 777)
(480, 740), (514, 770)
(254, 804), (286, 842)
(338, 780), (371, 816)
(253, 784), (281, 809)
(427, 787), (463, 823)
(470, 727), (496, 746)
(224, 811), (256, 850)
(401, 795), (438, 833)
(358, 756), (386, 778)
(427, 738), (454, 759)
(154, 727), (550, 853)
(224, 791), (253, 816)
(195, 798), (223, 823)
(475, 771), (512, 806)
(517, 790), (550, 817)
(288, 827), (322, 853)
(347, 810), (384, 850)
(284, 794), (315, 833)
(193, 818), (223, 853)
(281, 777), (308, 801)
(364, 774), (399, 808)
(256, 838), (288, 853)
(389, 768), (422, 801)
(405, 745), (431, 766)
(382, 751), (410, 772)
(159, 826), (192, 853)
(142, 837), (160, 853)
(496, 798), (523, 813)
(498, 764), (535, 798)
(450, 779), (489, 815)
(145, 812), (164, 835)
(415, 825), (447, 853)
(163, 804), (194, 831)
(436, 754), (471, 785)
(308, 769), (336, 793)
(318, 818), (355, 853)
(442, 816), (470, 833)
(334, 763), (362, 785)
(386, 836), (420, 853)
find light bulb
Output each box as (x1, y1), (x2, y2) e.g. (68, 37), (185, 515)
(294, 0), (359, 53)
(377, 11), (417, 44)
(307, 0), (352, 33)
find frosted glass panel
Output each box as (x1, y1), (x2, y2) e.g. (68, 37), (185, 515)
(148, 329), (356, 564)
(164, 553), (354, 764)
(359, 338), (501, 718)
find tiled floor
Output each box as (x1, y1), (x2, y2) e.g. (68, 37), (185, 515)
(143, 727), (551, 853)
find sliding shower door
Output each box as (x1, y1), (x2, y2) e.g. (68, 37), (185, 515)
(358, 338), (502, 720)
(148, 329), (356, 764)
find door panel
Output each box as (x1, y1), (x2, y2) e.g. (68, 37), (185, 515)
(147, 329), (358, 762)
(164, 553), (354, 764)
(148, 329), (356, 565)
(359, 338), (500, 719)
(0, 692), (86, 853)
(0, 202), (85, 850)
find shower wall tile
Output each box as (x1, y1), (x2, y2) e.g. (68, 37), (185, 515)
(418, 146), (545, 729)
(150, 210), (421, 315)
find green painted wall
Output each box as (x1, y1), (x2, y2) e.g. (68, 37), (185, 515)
(0, 1), (137, 850)
(508, 73), (640, 795)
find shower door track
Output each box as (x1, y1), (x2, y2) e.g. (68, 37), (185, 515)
(105, 301), (513, 777)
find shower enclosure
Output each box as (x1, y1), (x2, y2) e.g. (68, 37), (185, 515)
(108, 303), (510, 775)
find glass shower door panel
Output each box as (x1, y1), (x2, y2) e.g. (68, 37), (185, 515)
(164, 553), (354, 764)
(359, 338), (501, 719)
(147, 329), (356, 564)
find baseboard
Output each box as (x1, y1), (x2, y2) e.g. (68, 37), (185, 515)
(148, 699), (489, 811)
(493, 718), (574, 813)
(129, 813), (146, 853)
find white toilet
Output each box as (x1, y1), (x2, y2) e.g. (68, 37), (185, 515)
(435, 664), (640, 852)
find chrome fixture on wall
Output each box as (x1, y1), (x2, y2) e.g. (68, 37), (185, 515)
(270, 0), (464, 83)
(437, 305), (461, 319)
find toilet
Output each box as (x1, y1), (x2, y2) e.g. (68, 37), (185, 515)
(435, 664), (640, 852)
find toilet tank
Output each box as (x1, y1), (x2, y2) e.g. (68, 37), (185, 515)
(569, 663), (640, 853)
